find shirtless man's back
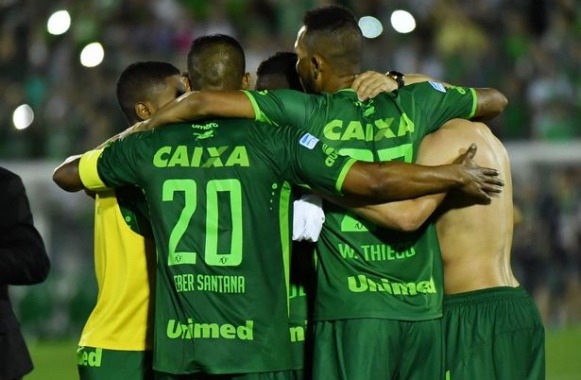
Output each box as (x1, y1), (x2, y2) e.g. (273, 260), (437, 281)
(428, 120), (545, 379)
(433, 120), (517, 293)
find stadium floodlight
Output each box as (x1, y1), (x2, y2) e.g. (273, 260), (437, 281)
(80, 42), (105, 68)
(390, 10), (416, 34)
(13, 104), (34, 130)
(47, 10), (71, 36)
(358, 16), (383, 39)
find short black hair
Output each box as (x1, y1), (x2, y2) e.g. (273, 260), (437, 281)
(187, 34), (246, 90)
(302, 5), (363, 74)
(115, 61), (180, 125)
(255, 52), (302, 91)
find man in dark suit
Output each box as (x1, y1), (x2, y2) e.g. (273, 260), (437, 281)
(0, 166), (50, 380)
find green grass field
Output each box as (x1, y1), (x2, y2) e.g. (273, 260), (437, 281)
(24, 325), (581, 379)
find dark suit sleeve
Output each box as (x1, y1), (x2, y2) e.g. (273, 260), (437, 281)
(0, 168), (50, 285)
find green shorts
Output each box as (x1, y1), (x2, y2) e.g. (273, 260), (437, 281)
(443, 286), (545, 380)
(288, 319), (313, 379)
(153, 370), (299, 380)
(312, 318), (443, 380)
(77, 346), (154, 380)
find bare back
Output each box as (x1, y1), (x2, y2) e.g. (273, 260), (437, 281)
(419, 119), (518, 294)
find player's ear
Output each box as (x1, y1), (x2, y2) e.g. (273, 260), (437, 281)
(135, 102), (152, 120)
(240, 72), (251, 90)
(311, 54), (324, 80)
(182, 73), (192, 92)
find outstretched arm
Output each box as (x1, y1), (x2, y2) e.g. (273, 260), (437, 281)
(134, 90), (256, 132)
(338, 120), (498, 231)
(469, 87), (508, 121)
(53, 91), (256, 192)
(352, 71), (507, 121)
(324, 191), (443, 232)
(53, 124), (138, 193)
(341, 143), (503, 204)
(53, 155), (83, 192)
(333, 122), (450, 231)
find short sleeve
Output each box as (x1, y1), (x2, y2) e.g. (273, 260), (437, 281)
(242, 89), (317, 131)
(401, 82), (477, 135)
(79, 135), (144, 190)
(253, 123), (356, 195)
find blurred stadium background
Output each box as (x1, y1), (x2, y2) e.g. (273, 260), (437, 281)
(1, 0), (580, 378)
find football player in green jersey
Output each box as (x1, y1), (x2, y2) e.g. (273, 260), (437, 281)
(55, 35), (252, 379)
(56, 38), (504, 380)
(126, 6), (508, 379)
(344, 78), (545, 378)
(57, 16), (506, 377)
(255, 51), (317, 380)
(54, 61), (185, 380)
(70, 107), (501, 380)
(255, 52), (303, 94)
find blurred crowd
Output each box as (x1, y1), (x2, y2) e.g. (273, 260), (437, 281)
(512, 164), (581, 327)
(1, 0), (580, 337)
(1, 0), (580, 159)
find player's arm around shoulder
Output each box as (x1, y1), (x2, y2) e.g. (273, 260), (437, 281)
(52, 148), (109, 193)
(471, 88), (508, 121)
(134, 90), (257, 133)
(407, 80), (507, 121)
(339, 122), (470, 232)
(352, 71), (507, 120)
(398, 72), (508, 120)
(341, 144), (503, 204)
(52, 122), (140, 192)
(52, 154), (84, 192)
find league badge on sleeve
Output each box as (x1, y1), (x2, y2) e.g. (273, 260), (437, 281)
(428, 81), (446, 93)
(299, 133), (319, 150)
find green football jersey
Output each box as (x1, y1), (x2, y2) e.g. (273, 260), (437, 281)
(243, 82), (477, 321)
(115, 186), (153, 237)
(82, 120), (355, 375)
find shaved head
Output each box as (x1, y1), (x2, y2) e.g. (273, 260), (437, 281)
(301, 5), (363, 75)
(187, 34), (246, 90)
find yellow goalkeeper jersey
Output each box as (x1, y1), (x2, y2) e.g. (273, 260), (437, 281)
(78, 189), (155, 351)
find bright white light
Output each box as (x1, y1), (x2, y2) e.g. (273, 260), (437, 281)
(390, 10), (416, 34)
(13, 104), (34, 130)
(47, 10), (71, 35)
(80, 42), (104, 68)
(358, 16), (383, 39)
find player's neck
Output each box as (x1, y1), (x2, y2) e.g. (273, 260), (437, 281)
(322, 74), (355, 93)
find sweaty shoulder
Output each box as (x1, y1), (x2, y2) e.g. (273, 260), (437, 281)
(419, 119), (505, 166)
